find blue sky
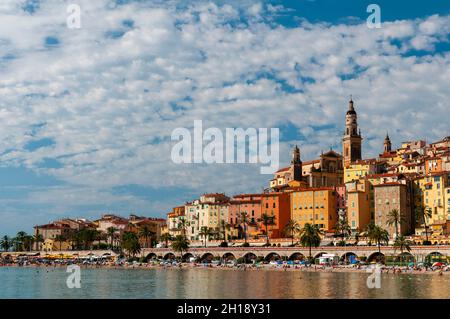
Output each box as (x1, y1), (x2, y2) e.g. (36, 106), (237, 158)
(0, 0), (449, 236)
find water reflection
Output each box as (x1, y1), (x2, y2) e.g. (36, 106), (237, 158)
(1, 267), (449, 299)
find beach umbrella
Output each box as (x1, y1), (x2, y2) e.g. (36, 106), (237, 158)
(432, 262), (443, 267)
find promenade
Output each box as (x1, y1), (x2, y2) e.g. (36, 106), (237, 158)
(3, 245), (449, 264)
(142, 245), (450, 263)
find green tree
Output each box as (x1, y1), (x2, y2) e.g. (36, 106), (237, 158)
(171, 235), (189, 259)
(199, 226), (214, 248)
(415, 206), (432, 243)
(160, 233), (173, 248)
(258, 213), (276, 246)
(333, 215), (352, 246)
(299, 223), (323, 260)
(283, 219), (301, 246)
(367, 223), (389, 254)
(106, 227), (118, 249)
(139, 225), (155, 248)
(23, 235), (35, 251)
(121, 231), (141, 258)
(15, 231), (28, 251)
(177, 218), (188, 238)
(393, 235), (412, 254)
(219, 220), (230, 242)
(33, 234), (44, 251)
(78, 229), (100, 250)
(239, 212), (249, 244)
(1, 236), (11, 252)
(54, 234), (66, 251)
(386, 209), (406, 239)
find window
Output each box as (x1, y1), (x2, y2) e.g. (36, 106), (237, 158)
(273, 203), (276, 208)
(352, 221), (356, 228)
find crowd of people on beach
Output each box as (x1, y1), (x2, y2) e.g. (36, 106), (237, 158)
(1, 255), (448, 276)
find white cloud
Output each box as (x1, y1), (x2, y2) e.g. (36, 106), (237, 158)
(0, 1), (449, 231)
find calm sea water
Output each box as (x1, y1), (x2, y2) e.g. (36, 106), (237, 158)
(1, 267), (449, 299)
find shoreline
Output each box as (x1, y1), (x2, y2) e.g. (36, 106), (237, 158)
(2, 263), (448, 276)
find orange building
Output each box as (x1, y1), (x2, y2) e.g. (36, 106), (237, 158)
(290, 187), (338, 233)
(425, 157), (443, 175)
(260, 192), (290, 238)
(228, 194), (262, 239)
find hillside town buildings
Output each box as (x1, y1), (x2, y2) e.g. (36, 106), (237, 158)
(33, 98), (450, 251)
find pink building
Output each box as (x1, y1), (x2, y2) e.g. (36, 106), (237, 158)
(228, 194), (262, 239)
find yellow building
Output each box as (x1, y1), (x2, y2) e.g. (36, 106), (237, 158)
(416, 172), (450, 235)
(344, 159), (378, 183)
(41, 238), (72, 252)
(290, 187), (337, 232)
(346, 179), (371, 233)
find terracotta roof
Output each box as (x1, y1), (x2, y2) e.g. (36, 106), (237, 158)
(275, 167), (290, 173)
(366, 173), (399, 178)
(229, 199), (261, 205)
(287, 186), (334, 192)
(232, 194), (262, 199)
(379, 152), (397, 158)
(303, 159), (321, 165)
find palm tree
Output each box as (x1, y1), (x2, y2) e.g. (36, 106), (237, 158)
(106, 227), (118, 249)
(33, 234), (44, 251)
(394, 235), (412, 265)
(1, 236), (11, 252)
(160, 233), (173, 248)
(367, 224), (389, 254)
(23, 235), (35, 251)
(394, 235), (412, 254)
(299, 223), (323, 261)
(54, 234), (66, 251)
(219, 220), (230, 243)
(177, 218), (188, 238)
(283, 219), (301, 246)
(121, 231), (141, 258)
(15, 231), (27, 251)
(415, 206), (432, 243)
(239, 212), (249, 244)
(258, 213), (276, 246)
(333, 215), (351, 246)
(171, 235), (189, 259)
(139, 225), (155, 248)
(79, 229), (99, 250)
(386, 209), (406, 239)
(199, 226), (213, 248)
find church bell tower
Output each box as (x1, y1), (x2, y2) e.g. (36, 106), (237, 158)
(342, 97), (362, 167)
(291, 145), (302, 181)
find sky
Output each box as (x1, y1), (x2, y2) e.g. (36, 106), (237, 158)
(0, 0), (449, 236)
